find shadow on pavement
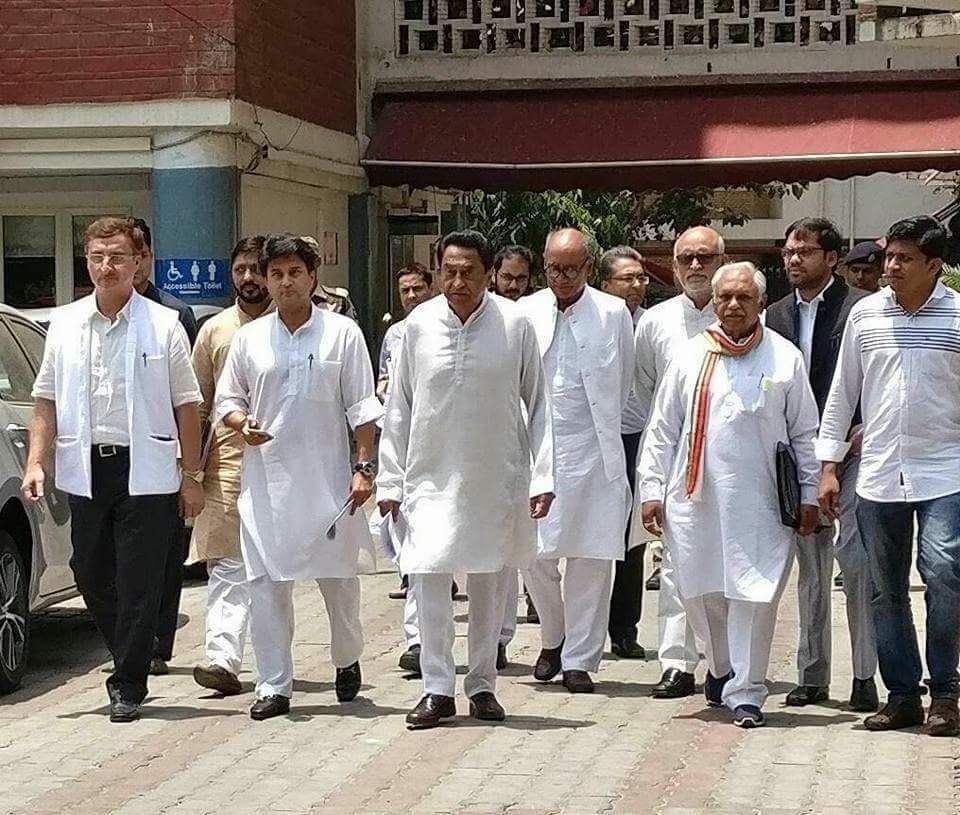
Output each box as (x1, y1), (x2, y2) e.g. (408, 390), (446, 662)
(457, 714), (596, 731)
(286, 698), (410, 721)
(57, 704), (246, 721)
(523, 679), (664, 698)
(677, 708), (861, 728)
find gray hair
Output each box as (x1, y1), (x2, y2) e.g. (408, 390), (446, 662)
(673, 226), (726, 258)
(598, 246), (644, 281)
(711, 261), (767, 297)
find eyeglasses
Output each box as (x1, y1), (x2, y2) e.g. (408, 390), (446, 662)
(609, 274), (649, 285)
(544, 258), (589, 280)
(86, 253), (138, 267)
(676, 252), (720, 268)
(780, 247), (825, 262)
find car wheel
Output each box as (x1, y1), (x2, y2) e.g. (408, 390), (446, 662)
(0, 531), (29, 694)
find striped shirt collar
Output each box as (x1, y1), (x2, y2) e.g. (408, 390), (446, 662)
(880, 279), (951, 311)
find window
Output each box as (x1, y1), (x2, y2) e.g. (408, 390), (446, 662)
(2, 216), (56, 310)
(0, 321), (39, 403)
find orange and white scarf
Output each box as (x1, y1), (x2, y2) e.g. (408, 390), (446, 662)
(684, 321), (763, 498)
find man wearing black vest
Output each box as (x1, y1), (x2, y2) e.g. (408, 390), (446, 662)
(766, 217), (878, 713)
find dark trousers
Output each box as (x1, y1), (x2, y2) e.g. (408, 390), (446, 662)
(609, 432), (645, 641)
(856, 491), (960, 702)
(155, 518), (188, 660)
(67, 447), (179, 703)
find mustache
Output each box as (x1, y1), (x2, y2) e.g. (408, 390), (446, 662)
(237, 287), (269, 303)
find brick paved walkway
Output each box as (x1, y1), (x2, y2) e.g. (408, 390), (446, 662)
(2, 552), (958, 815)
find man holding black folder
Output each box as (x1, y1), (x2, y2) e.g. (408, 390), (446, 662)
(766, 218), (877, 713)
(638, 262), (819, 728)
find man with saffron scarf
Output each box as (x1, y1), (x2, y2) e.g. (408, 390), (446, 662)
(638, 262), (820, 728)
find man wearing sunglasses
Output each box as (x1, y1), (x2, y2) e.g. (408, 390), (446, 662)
(634, 225), (726, 699)
(766, 217), (876, 713)
(520, 228), (635, 694)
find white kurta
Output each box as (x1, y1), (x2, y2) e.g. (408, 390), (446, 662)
(638, 328), (820, 603)
(215, 307), (384, 581)
(521, 287), (634, 561)
(376, 292), (553, 575)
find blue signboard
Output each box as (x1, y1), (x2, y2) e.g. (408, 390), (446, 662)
(156, 257), (229, 300)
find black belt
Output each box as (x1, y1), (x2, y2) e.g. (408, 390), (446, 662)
(92, 444), (129, 458)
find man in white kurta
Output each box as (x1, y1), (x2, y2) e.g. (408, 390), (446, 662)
(634, 225), (724, 698)
(216, 235), (383, 720)
(520, 228), (634, 694)
(639, 263), (820, 727)
(378, 230), (553, 729)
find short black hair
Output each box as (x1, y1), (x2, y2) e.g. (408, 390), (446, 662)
(885, 216), (948, 260)
(231, 235), (265, 266)
(599, 245), (644, 281)
(784, 217), (844, 255)
(396, 262), (433, 288)
(260, 233), (319, 275)
(129, 217), (152, 250)
(437, 229), (493, 271)
(493, 245), (533, 273)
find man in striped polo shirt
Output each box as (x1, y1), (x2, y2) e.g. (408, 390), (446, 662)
(818, 215), (960, 737)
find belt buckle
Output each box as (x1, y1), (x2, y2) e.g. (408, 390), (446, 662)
(97, 444), (117, 458)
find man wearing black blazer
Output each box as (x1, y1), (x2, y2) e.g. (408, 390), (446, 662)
(766, 217), (878, 714)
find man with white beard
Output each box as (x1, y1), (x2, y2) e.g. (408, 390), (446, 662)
(520, 228), (635, 694)
(378, 230), (554, 728)
(639, 263), (820, 727)
(634, 225), (725, 699)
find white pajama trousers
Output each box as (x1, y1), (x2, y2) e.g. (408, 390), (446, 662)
(414, 570), (512, 699)
(523, 557), (614, 673)
(248, 575), (364, 699)
(205, 557), (251, 675)
(683, 575), (789, 711)
(658, 544), (701, 674)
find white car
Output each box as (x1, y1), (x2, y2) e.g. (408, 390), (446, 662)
(0, 305), (77, 694)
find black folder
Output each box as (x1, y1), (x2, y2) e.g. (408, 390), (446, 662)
(776, 441), (801, 529)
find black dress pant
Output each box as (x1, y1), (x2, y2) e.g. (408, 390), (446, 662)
(67, 447), (178, 703)
(155, 517), (188, 661)
(608, 432), (645, 641)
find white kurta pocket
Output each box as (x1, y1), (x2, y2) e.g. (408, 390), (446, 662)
(303, 360), (342, 402)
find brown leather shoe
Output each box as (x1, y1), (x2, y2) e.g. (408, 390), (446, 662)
(864, 697), (924, 731)
(562, 670), (594, 694)
(925, 698), (960, 737)
(193, 663), (242, 696)
(405, 694), (456, 729)
(533, 642), (563, 682)
(469, 691), (505, 721)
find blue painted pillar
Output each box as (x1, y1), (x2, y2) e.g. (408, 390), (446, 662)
(150, 164), (238, 306)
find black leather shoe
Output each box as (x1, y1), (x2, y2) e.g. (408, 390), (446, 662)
(652, 668), (696, 698)
(864, 697), (924, 731)
(562, 670), (595, 694)
(785, 685), (829, 706)
(534, 642), (563, 681)
(469, 691), (506, 721)
(834, 571), (844, 588)
(704, 670), (733, 707)
(193, 663), (242, 696)
(335, 662), (362, 702)
(849, 677), (879, 713)
(406, 694), (456, 729)
(109, 693), (141, 723)
(149, 656), (169, 676)
(525, 596), (539, 624)
(610, 634), (645, 659)
(398, 644), (421, 675)
(645, 567), (662, 591)
(250, 695), (290, 720)
(451, 579), (460, 599)
(496, 643), (508, 671)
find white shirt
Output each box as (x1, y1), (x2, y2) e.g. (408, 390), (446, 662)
(817, 282), (960, 502)
(377, 292), (553, 574)
(378, 318), (406, 398)
(795, 276), (834, 370)
(620, 306), (646, 435)
(634, 294), (716, 419)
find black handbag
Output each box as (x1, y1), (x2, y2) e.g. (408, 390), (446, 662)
(776, 441), (801, 529)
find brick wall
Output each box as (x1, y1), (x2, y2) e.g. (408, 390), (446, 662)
(0, 1), (236, 104)
(235, 0), (357, 136)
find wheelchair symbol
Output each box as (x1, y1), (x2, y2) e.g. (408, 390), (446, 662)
(166, 261), (182, 282)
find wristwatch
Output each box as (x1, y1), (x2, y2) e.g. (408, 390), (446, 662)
(352, 460), (377, 479)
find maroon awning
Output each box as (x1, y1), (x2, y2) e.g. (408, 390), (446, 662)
(362, 78), (960, 191)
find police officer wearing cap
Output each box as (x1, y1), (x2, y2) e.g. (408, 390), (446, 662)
(843, 241), (884, 293)
(22, 216), (204, 723)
